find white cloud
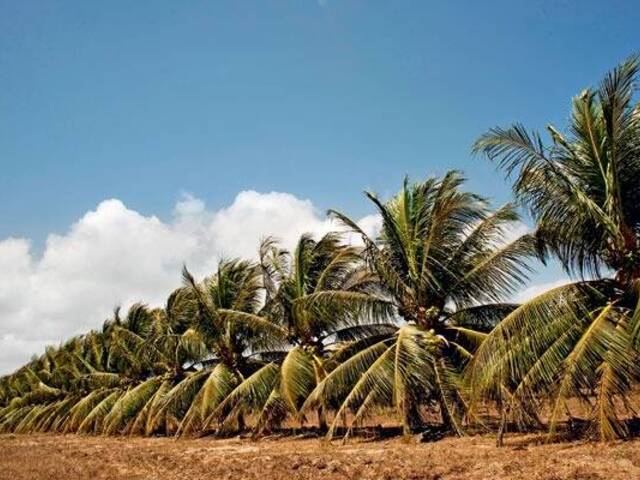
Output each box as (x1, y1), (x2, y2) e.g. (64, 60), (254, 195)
(512, 278), (570, 303)
(502, 221), (530, 245)
(0, 191), (380, 374)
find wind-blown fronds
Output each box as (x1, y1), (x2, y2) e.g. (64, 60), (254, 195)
(213, 363), (283, 434)
(104, 376), (165, 435)
(220, 233), (395, 434)
(179, 363), (238, 436)
(303, 338), (395, 414)
(150, 369), (210, 435)
(316, 172), (534, 436)
(129, 379), (173, 435)
(64, 389), (117, 433)
(472, 54), (640, 440)
(280, 346), (319, 413)
(77, 390), (124, 434)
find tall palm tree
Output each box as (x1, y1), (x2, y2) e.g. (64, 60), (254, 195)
(470, 54), (640, 441)
(304, 171), (534, 437)
(213, 233), (395, 434)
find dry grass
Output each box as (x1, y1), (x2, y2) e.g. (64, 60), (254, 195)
(1, 432), (639, 480)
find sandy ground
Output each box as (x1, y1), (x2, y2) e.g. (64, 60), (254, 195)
(1, 433), (640, 480)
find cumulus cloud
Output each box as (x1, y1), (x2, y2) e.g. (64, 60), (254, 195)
(0, 191), (380, 374)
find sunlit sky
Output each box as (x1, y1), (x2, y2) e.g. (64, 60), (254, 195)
(0, 0), (638, 372)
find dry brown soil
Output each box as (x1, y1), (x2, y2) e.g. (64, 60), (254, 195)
(1, 433), (639, 480)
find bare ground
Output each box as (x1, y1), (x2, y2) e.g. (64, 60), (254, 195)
(1, 433), (639, 480)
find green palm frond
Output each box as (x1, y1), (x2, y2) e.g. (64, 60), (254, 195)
(328, 342), (396, 438)
(217, 309), (287, 349)
(178, 363), (238, 436)
(468, 279), (639, 440)
(212, 363), (281, 429)
(77, 390), (123, 435)
(37, 396), (79, 433)
(64, 389), (116, 433)
(468, 281), (611, 399)
(150, 369), (209, 435)
(294, 290), (394, 330)
(547, 305), (639, 440)
(280, 346), (318, 413)
(129, 379), (173, 436)
(1, 405), (36, 433)
(104, 376), (164, 435)
(304, 338), (393, 413)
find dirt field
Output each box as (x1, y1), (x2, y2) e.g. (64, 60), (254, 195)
(1, 433), (639, 480)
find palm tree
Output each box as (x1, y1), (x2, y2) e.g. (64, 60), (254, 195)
(470, 54), (640, 441)
(213, 233), (396, 434)
(156, 259), (286, 436)
(0, 340), (81, 434)
(0, 296), (204, 436)
(48, 304), (172, 436)
(0, 262), (283, 438)
(304, 171), (534, 437)
(81, 303), (169, 435)
(0, 320), (126, 436)
(99, 291), (209, 436)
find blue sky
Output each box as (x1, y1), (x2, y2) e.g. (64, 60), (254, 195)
(0, 1), (638, 371)
(2, 1), (638, 243)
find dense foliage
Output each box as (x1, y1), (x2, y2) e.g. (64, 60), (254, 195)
(1, 55), (639, 443)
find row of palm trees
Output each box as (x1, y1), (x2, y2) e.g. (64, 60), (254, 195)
(2, 55), (640, 442)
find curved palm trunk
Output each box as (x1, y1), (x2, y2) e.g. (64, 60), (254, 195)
(402, 397), (412, 435)
(233, 367), (246, 433)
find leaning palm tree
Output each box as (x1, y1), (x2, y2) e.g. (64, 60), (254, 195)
(99, 291), (209, 436)
(470, 54), (640, 441)
(48, 304), (161, 435)
(0, 342), (78, 434)
(303, 171), (534, 438)
(212, 234), (395, 434)
(0, 325), (122, 436)
(156, 259), (286, 436)
(0, 298), (203, 437)
(83, 303), (165, 435)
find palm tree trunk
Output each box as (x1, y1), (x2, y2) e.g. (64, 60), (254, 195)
(237, 411), (245, 432)
(496, 401), (509, 447)
(402, 397), (411, 435)
(317, 406), (328, 432)
(402, 395), (421, 435)
(438, 395), (453, 432)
